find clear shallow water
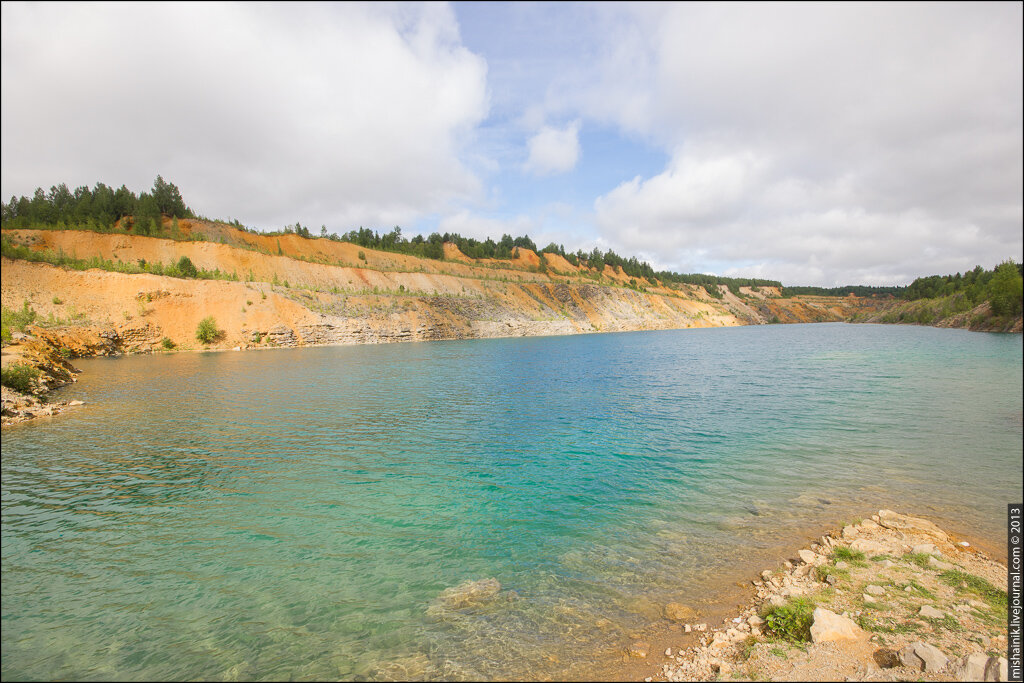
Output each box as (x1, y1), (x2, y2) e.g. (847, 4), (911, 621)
(2, 323), (1021, 681)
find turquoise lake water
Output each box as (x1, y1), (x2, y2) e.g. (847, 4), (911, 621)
(2, 323), (1021, 680)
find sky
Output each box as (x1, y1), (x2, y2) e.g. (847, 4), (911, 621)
(2, 2), (1021, 286)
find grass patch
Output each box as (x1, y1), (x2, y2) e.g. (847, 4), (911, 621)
(870, 554), (896, 563)
(925, 614), (964, 632)
(738, 636), (758, 661)
(862, 600), (892, 611)
(904, 580), (935, 599)
(902, 552), (933, 569)
(820, 565), (851, 583)
(973, 607), (1006, 628)
(938, 569), (1008, 610)
(761, 597), (814, 642)
(769, 646), (787, 658)
(832, 546), (868, 566)
(1, 363), (40, 393)
(858, 615), (922, 634)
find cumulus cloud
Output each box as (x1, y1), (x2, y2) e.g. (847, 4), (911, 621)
(1, 2), (488, 230)
(585, 3), (1023, 284)
(523, 120), (581, 175)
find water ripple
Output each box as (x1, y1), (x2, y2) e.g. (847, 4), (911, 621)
(2, 323), (1021, 681)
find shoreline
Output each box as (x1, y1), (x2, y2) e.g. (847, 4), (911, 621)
(611, 509), (1011, 682)
(3, 317), (1019, 429)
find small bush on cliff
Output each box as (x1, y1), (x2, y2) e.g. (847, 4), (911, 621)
(195, 316), (220, 344)
(177, 256), (198, 278)
(2, 301), (39, 344)
(161, 337), (176, 350)
(1, 363), (41, 393)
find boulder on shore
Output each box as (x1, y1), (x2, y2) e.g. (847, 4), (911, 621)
(809, 607), (865, 643)
(877, 509), (949, 543)
(899, 641), (948, 672)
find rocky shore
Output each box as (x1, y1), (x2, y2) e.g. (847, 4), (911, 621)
(1, 332), (84, 426)
(1, 385), (84, 425)
(636, 510), (1010, 682)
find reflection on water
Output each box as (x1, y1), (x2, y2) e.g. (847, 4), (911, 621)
(2, 323), (1021, 680)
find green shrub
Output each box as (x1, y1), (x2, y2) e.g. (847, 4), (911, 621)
(903, 552), (933, 569)
(761, 597), (815, 642)
(1, 363), (40, 393)
(161, 337), (176, 350)
(195, 316), (220, 344)
(177, 256), (198, 278)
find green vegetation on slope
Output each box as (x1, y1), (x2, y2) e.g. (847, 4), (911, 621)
(1, 363), (40, 393)
(2, 301), (37, 344)
(1, 236), (240, 283)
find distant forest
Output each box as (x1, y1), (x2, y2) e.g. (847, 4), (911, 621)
(2, 178), (1020, 312)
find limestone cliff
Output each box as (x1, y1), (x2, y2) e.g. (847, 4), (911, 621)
(1, 225), (879, 356)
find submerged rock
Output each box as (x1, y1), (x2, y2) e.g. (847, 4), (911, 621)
(428, 578), (502, 614)
(664, 602), (697, 622)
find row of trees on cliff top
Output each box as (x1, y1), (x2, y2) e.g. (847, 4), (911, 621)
(2, 178), (1020, 314)
(1, 176), (193, 233)
(0, 177), (781, 290)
